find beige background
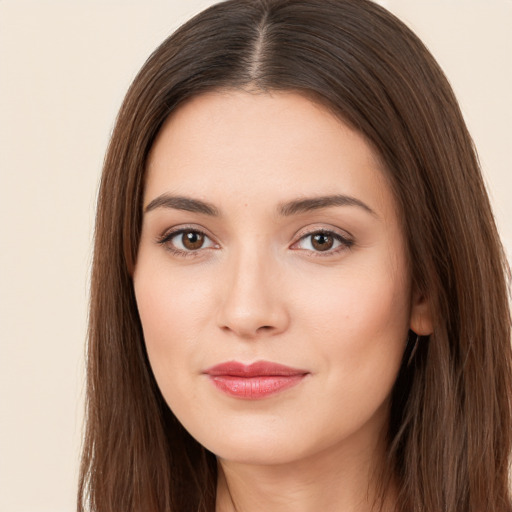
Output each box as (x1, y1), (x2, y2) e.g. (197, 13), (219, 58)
(0, 1), (510, 511)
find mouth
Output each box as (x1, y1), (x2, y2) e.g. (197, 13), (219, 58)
(203, 360), (309, 399)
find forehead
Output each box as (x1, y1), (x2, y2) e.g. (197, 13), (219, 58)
(145, 90), (394, 218)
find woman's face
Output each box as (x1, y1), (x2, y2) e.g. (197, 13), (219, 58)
(134, 90), (428, 466)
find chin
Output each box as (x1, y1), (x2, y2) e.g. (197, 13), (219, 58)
(210, 438), (307, 466)
(183, 417), (308, 465)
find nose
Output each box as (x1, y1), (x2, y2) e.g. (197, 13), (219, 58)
(216, 248), (290, 339)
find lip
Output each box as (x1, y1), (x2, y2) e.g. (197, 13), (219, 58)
(203, 361), (309, 400)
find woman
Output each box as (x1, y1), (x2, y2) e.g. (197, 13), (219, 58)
(78, 1), (512, 511)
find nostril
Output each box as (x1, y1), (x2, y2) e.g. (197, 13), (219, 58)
(257, 325), (274, 332)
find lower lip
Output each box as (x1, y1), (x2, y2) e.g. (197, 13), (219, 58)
(209, 375), (306, 399)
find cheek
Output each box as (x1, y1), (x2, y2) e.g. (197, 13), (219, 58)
(312, 275), (410, 346)
(293, 259), (411, 400)
(132, 259), (213, 387)
(136, 275), (208, 334)
(295, 253), (410, 330)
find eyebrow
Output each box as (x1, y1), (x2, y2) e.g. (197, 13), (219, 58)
(144, 193), (376, 217)
(278, 194), (377, 217)
(144, 194), (220, 216)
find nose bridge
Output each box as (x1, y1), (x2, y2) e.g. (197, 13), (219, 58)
(217, 240), (288, 338)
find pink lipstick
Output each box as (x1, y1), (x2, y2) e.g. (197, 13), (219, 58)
(203, 361), (308, 399)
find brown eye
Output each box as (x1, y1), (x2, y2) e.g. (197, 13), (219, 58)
(292, 229), (353, 255)
(182, 230), (205, 250)
(311, 233), (334, 251)
(158, 228), (216, 254)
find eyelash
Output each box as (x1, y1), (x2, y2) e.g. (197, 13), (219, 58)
(157, 226), (217, 259)
(292, 229), (354, 257)
(157, 226), (354, 258)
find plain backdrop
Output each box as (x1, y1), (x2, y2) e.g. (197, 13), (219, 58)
(0, 1), (511, 511)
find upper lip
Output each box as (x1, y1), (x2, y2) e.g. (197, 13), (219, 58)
(203, 360), (309, 377)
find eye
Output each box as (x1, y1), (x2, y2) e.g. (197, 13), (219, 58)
(293, 230), (353, 254)
(158, 228), (217, 254)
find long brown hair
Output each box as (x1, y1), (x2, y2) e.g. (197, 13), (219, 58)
(78, 1), (512, 510)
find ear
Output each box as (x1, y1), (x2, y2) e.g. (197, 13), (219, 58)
(410, 290), (433, 335)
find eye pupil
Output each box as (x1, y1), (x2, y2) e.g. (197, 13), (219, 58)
(182, 231), (204, 250)
(312, 233), (334, 251)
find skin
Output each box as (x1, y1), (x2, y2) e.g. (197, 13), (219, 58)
(133, 90), (432, 512)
